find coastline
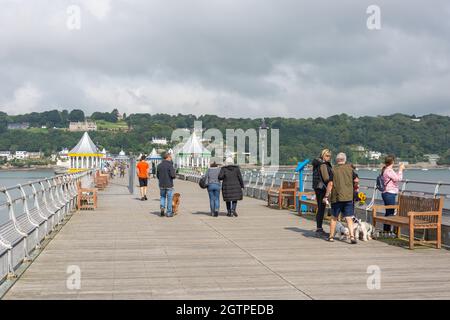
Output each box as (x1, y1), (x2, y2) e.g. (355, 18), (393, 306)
(0, 165), (60, 171)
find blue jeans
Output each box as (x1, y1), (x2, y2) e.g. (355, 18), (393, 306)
(160, 188), (174, 216)
(382, 192), (397, 232)
(207, 183), (220, 214)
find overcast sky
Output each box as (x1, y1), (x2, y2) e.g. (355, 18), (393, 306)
(1, 0), (449, 118)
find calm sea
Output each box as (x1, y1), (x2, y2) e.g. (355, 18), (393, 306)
(0, 169), (55, 189)
(0, 169), (56, 225)
(0, 168), (449, 224)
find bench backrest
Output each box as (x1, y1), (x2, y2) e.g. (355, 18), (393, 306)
(398, 194), (443, 222)
(281, 181), (296, 190)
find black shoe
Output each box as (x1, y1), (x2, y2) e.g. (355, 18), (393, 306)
(160, 208), (165, 217)
(315, 228), (327, 237)
(232, 210), (238, 217)
(350, 236), (358, 244)
(144, 195), (148, 200)
(214, 211), (219, 217)
(227, 212), (232, 217)
(141, 197), (145, 201)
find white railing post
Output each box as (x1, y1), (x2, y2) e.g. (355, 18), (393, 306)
(4, 188), (29, 260)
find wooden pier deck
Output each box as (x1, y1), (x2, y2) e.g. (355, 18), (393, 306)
(3, 177), (450, 300)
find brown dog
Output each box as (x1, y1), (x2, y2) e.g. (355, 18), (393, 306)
(172, 193), (181, 215)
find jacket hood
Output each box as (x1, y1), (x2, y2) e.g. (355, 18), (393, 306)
(223, 165), (239, 170)
(312, 158), (323, 168)
(312, 158), (331, 168)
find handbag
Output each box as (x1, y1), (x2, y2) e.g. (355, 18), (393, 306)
(199, 173), (208, 189)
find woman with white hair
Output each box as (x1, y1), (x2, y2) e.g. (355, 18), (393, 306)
(218, 157), (244, 217)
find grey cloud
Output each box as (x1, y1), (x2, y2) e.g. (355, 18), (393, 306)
(0, 0), (449, 117)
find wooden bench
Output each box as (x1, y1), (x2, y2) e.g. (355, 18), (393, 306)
(77, 181), (98, 210)
(94, 171), (108, 190)
(295, 191), (317, 212)
(372, 195), (444, 249)
(295, 190), (332, 217)
(267, 181), (297, 209)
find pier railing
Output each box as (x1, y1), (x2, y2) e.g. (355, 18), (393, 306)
(178, 168), (450, 214)
(0, 170), (92, 283)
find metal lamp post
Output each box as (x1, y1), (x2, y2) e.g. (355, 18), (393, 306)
(259, 118), (268, 173)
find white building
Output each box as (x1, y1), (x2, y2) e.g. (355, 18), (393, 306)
(114, 149), (129, 162)
(58, 148), (69, 159)
(0, 151), (13, 161)
(172, 130), (211, 168)
(28, 152), (43, 159)
(152, 137), (168, 145)
(424, 154), (440, 165)
(69, 121), (97, 132)
(14, 151), (29, 160)
(367, 151), (382, 160)
(68, 132), (104, 173)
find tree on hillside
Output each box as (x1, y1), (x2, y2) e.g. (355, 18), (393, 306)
(68, 109), (85, 122)
(0, 112), (7, 133)
(90, 111), (118, 123)
(43, 110), (63, 128)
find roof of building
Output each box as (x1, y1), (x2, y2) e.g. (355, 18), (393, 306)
(147, 148), (162, 160)
(69, 132), (100, 154)
(176, 131), (211, 156)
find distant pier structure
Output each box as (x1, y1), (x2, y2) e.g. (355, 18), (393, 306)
(68, 132), (104, 173)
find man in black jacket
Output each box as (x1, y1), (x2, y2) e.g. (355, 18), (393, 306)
(157, 153), (176, 217)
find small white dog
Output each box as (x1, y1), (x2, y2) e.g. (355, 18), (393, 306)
(352, 217), (374, 241)
(334, 221), (350, 240)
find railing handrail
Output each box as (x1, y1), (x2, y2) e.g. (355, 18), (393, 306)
(0, 170), (92, 218)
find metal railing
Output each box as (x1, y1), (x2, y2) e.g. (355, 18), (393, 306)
(240, 169), (450, 214)
(178, 168), (450, 214)
(0, 170), (92, 283)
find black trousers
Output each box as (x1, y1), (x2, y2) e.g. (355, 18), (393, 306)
(314, 189), (327, 229)
(226, 201), (238, 212)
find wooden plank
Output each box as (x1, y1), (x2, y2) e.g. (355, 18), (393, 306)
(3, 175), (450, 300)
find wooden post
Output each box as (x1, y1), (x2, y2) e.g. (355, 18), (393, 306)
(437, 197), (443, 249)
(409, 215), (414, 250)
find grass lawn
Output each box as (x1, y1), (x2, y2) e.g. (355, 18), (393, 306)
(26, 127), (49, 133)
(96, 120), (129, 130)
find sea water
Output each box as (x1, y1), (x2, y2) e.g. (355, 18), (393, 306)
(0, 169), (55, 224)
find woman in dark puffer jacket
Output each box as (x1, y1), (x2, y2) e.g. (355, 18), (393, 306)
(218, 158), (244, 217)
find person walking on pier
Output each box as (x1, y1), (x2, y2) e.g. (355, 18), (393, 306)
(205, 161), (221, 217)
(119, 161), (126, 178)
(311, 149), (333, 237)
(218, 157), (244, 217)
(151, 162), (156, 178)
(381, 155), (404, 234)
(157, 152), (176, 217)
(325, 152), (358, 244)
(136, 155), (149, 201)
